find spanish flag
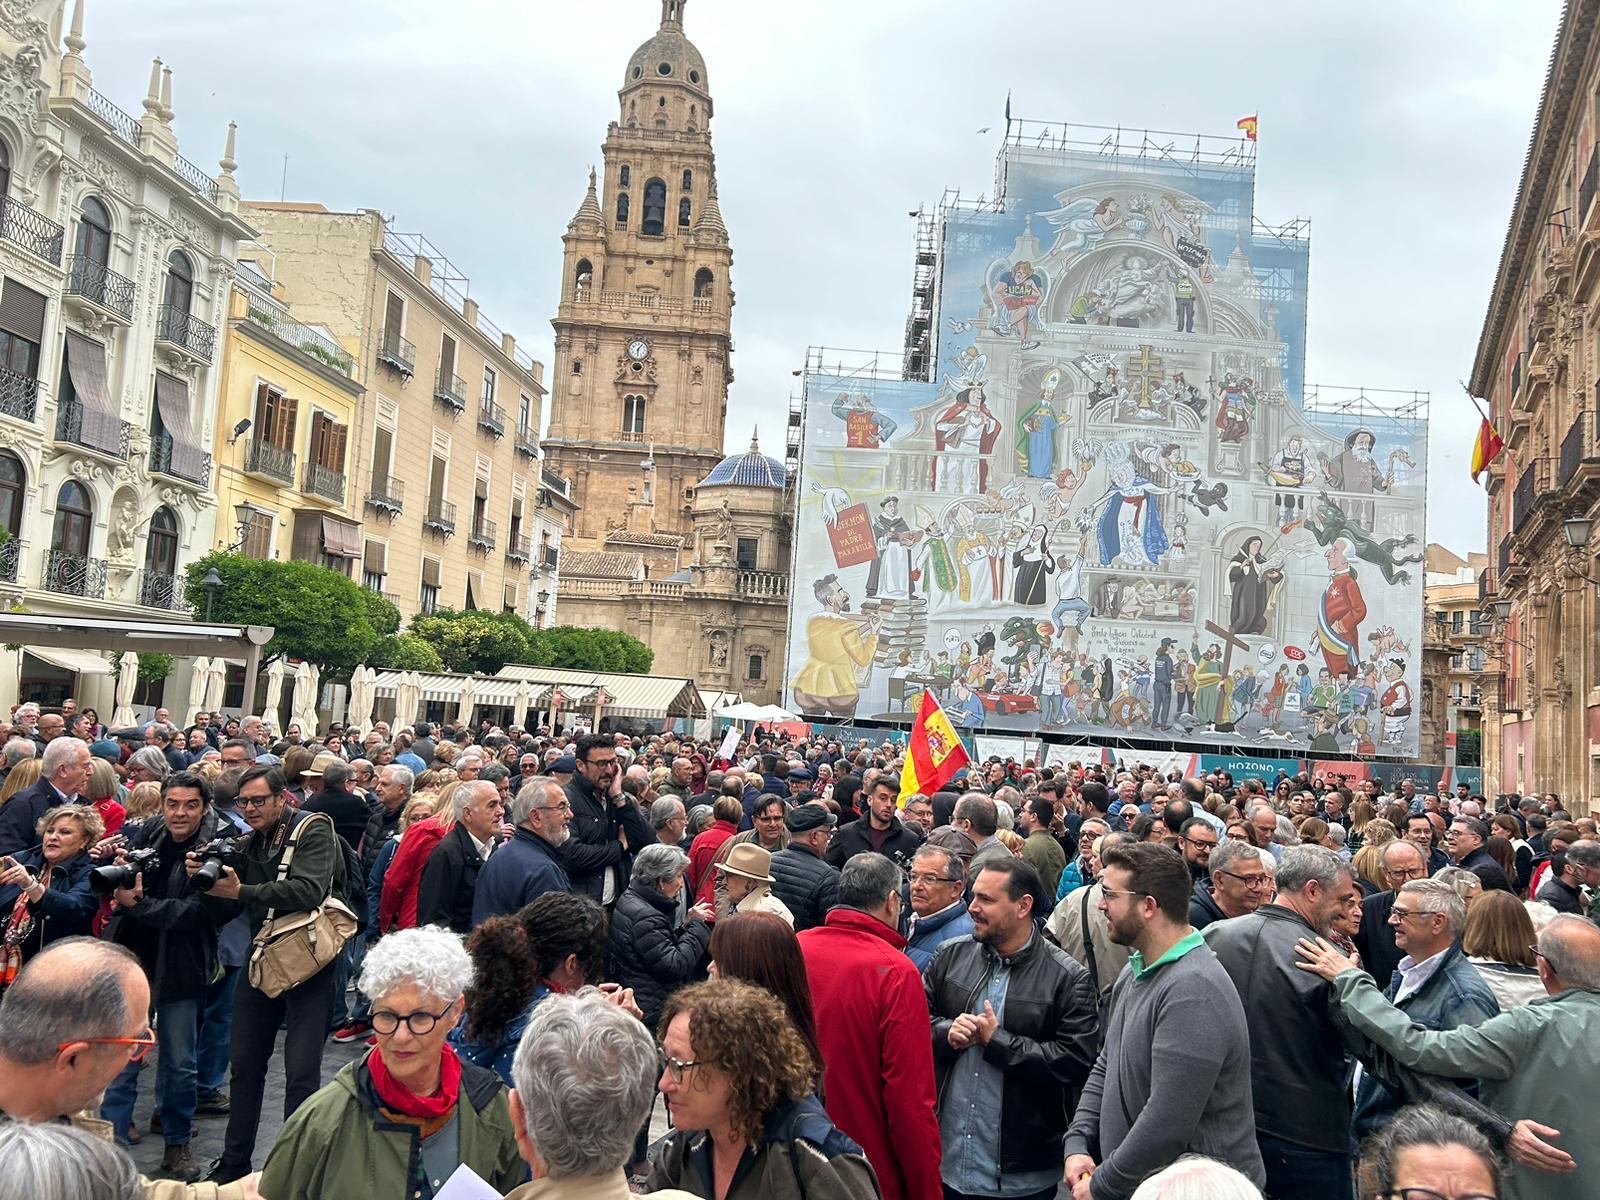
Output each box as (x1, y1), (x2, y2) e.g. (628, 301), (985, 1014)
(1236, 115), (1258, 141)
(900, 690), (971, 806)
(1470, 417), (1504, 483)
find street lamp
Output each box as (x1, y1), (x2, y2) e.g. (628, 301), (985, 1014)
(1564, 516), (1594, 549)
(202, 566), (222, 621)
(1491, 598), (1514, 622)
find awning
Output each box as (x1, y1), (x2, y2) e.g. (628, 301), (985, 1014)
(63, 331), (124, 455)
(25, 646), (114, 675)
(364, 540), (387, 576)
(154, 371), (207, 479)
(320, 515), (360, 558)
(372, 672), (524, 705)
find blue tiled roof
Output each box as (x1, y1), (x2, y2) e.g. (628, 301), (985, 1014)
(698, 448), (786, 489)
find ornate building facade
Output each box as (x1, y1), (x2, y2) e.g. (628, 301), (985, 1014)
(547, 1), (792, 703)
(1474, 0), (1600, 804)
(1422, 544), (1487, 772)
(0, 0), (252, 707)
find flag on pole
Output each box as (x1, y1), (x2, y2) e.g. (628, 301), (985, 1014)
(1236, 114), (1258, 141)
(1004, 91), (1012, 133)
(900, 690), (971, 806)
(1470, 417), (1505, 483)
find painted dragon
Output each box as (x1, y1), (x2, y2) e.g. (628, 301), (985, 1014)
(1302, 491), (1424, 586)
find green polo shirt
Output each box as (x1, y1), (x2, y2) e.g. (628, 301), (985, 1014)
(1128, 928), (1204, 980)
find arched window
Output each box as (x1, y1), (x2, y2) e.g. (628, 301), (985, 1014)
(641, 179), (667, 236)
(615, 193), (629, 226)
(163, 250), (194, 316)
(144, 506), (178, 576)
(0, 140), (11, 200)
(694, 268), (714, 298)
(682, 170), (692, 191)
(623, 395), (646, 436)
(574, 258), (593, 299)
(678, 198), (691, 228)
(51, 480), (92, 558)
(619, 165), (630, 187)
(0, 451), (23, 537)
(76, 197), (112, 267)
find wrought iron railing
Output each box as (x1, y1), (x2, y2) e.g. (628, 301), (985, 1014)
(245, 437), (295, 485)
(67, 254), (136, 319)
(156, 304), (216, 362)
(302, 461), (346, 504)
(378, 327), (415, 378)
(424, 497), (456, 536)
(42, 548), (107, 599)
(540, 468), (571, 499)
(55, 398), (129, 460)
(244, 297), (355, 376)
(434, 369), (466, 413)
(514, 425), (539, 457)
(86, 88), (140, 146)
(1512, 459), (1550, 533)
(468, 517), (497, 552)
(173, 153), (220, 204)
(478, 400), (506, 439)
(0, 365), (38, 423)
(0, 539), (17, 583)
(365, 474), (404, 516)
(0, 196), (63, 265)
(541, 545), (560, 571)
(149, 429), (211, 486)
(1561, 410), (1594, 487)
(137, 567), (189, 612)
(505, 533), (532, 565)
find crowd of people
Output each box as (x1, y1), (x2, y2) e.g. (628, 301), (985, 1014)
(0, 699), (1591, 1200)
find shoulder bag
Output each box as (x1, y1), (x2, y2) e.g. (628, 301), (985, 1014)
(247, 812), (357, 998)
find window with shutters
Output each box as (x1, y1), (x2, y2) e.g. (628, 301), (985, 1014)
(144, 506), (179, 577)
(253, 383), (297, 449)
(384, 290), (404, 337)
(308, 412), (348, 472)
(482, 366), (496, 406)
(0, 280), (45, 381)
(240, 509), (274, 560)
(163, 251), (194, 316)
(0, 329), (38, 379)
(362, 539), (387, 593)
(440, 333), (456, 378)
(420, 557), (441, 614)
(370, 424), (394, 490)
(509, 496), (523, 543)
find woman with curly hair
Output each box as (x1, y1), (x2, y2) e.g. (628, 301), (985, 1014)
(648, 979), (879, 1200)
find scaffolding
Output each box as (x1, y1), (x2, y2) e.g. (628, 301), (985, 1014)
(1301, 382), (1430, 427)
(996, 118), (1258, 189)
(901, 207), (940, 383)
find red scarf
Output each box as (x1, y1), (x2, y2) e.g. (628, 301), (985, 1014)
(368, 1042), (461, 1123)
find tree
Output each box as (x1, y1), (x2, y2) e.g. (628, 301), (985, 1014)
(367, 632), (444, 673)
(408, 609), (534, 675)
(183, 553), (384, 674)
(526, 625), (653, 673)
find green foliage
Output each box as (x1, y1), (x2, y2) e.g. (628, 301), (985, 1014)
(408, 609), (534, 675)
(183, 552), (383, 674)
(526, 625), (653, 673)
(367, 632), (444, 673)
(361, 588), (402, 638)
(111, 650), (174, 684)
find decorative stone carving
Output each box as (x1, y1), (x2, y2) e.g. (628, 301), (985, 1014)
(79, 147), (134, 199)
(107, 494), (137, 562)
(708, 629), (728, 669)
(167, 202), (209, 249)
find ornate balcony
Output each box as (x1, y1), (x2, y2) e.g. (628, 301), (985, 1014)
(0, 365), (39, 423)
(66, 254), (136, 321)
(302, 461), (346, 504)
(365, 475), (404, 517)
(736, 570), (789, 598)
(0, 196), (63, 265)
(541, 545), (560, 572)
(156, 304), (215, 363)
(423, 497), (456, 537)
(478, 400), (506, 439)
(42, 549), (107, 600)
(505, 533), (532, 565)
(468, 517), (497, 552)
(55, 398), (130, 461)
(434, 369), (466, 414)
(149, 429), (211, 487)
(137, 568), (190, 613)
(0, 539), (17, 583)
(514, 425), (539, 458)
(244, 299), (355, 376)
(245, 438), (296, 486)
(379, 327), (416, 379)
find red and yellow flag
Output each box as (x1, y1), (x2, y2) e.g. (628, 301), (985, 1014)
(1470, 417), (1504, 483)
(1236, 115), (1258, 141)
(900, 690), (970, 806)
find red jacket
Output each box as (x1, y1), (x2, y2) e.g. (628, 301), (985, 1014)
(379, 816), (447, 932)
(686, 819), (736, 899)
(797, 908), (942, 1200)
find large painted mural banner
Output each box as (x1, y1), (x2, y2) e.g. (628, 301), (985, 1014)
(787, 140), (1428, 759)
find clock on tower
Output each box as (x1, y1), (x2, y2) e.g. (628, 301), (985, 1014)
(627, 338), (651, 361)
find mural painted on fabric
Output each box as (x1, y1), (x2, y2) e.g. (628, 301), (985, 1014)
(787, 144), (1427, 757)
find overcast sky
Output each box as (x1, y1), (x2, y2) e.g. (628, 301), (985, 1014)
(90, 1), (1561, 554)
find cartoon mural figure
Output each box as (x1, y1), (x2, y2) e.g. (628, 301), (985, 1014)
(865, 496), (916, 600)
(1041, 195), (1126, 256)
(1379, 658), (1413, 748)
(1100, 255), (1168, 326)
(1011, 525), (1056, 605)
(948, 345), (988, 389)
(1091, 442), (1172, 567)
(933, 386), (1002, 492)
(1017, 369), (1065, 478)
(830, 391), (898, 449)
(1314, 537), (1367, 678)
(1173, 271), (1197, 333)
(1051, 533), (1093, 642)
(1152, 638), (1176, 728)
(1263, 435), (1308, 487)
(1145, 193), (1215, 282)
(1302, 492), (1425, 586)
(1226, 536), (1286, 636)
(1214, 374), (1256, 443)
(989, 260), (1045, 348)
(1320, 429), (1388, 493)
(915, 511), (960, 613)
(791, 575), (881, 717)
(951, 508), (999, 605)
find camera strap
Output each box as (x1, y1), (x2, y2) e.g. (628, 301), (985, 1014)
(256, 812), (331, 929)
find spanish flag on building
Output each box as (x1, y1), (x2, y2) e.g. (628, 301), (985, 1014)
(1471, 417), (1504, 483)
(900, 690), (971, 806)
(1236, 114), (1258, 141)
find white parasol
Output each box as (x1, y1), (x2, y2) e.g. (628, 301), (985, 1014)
(395, 670), (423, 730)
(111, 651), (139, 728)
(348, 664), (376, 738)
(511, 679), (534, 732)
(183, 656), (213, 728)
(457, 675), (477, 727)
(263, 658), (286, 737)
(200, 656), (227, 714)
(290, 660), (316, 737)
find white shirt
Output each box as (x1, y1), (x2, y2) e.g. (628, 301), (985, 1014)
(468, 831), (496, 861)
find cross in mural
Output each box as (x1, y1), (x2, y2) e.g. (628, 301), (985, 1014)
(1126, 344), (1165, 410)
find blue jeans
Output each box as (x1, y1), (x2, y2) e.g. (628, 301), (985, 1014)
(101, 995), (201, 1146)
(1257, 1133), (1352, 1200)
(197, 965), (239, 1099)
(1052, 597), (1091, 632)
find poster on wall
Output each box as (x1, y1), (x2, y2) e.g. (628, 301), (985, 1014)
(785, 129), (1428, 760)
(1111, 748), (1199, 777)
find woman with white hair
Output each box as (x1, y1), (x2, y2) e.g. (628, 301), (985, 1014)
(259, 926), (524, 1199)
(0, 1120), (143, 1200)
(1125, 1153), (1263, 1199)
(608, 843), (713, 1030)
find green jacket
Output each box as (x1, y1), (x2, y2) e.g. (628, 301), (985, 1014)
(259, 1052), (525, 1200)
(1331, 972), (1600, 1200)
(197, 809), (344, 936)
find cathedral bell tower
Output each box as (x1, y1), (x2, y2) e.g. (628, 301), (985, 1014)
(544, 0), (734, 556)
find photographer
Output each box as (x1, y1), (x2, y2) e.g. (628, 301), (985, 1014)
(99, 771), (226, 1182)
(192, 764), (345, 1184)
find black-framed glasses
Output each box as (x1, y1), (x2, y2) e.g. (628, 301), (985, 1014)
(661, 1052), (703, 1084)
(1384, 866), (1428, 880)
(236, 793), (275, 809)
(1215, 869), (1271, 891)
(1384, 1189), (1496, 1200)
(1182, 837), (1219, 852)
(371, 1005), (454, 1036)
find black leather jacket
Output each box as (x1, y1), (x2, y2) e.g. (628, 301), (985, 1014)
(1203, 904), (1365, 1154)
(768, 845), (840, 931)
(923, 933), (1098, 1174)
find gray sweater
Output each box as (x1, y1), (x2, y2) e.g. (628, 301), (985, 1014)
(1063, 940), (1265, 1200)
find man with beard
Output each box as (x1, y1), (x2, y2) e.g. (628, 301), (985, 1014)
(470, 775), (571, 925)
(1064, 844), (1265, 1199)
(1321, 428), (1389, 493)
(1176, 818), (1219, 885)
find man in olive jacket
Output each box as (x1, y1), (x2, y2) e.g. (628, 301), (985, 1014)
(194, 764), (345, 1184)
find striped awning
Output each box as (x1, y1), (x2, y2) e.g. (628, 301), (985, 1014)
(372, 672), (524, 705)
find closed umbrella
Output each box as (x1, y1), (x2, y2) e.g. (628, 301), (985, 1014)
(290, 661), (314, 736)
(201, 657), (228, 714)
(184, 656), (213, 728)
(303, 662), (321, 738)
(111, 651), (139, 728)
(263, 658), (286, 736)
(457, 675), (476, 727)
(395, 670), (423, 730)
(348, 665), (376, 738)
(511, 679), (534, 732)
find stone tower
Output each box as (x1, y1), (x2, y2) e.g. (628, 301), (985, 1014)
(544, 0), (733, 555)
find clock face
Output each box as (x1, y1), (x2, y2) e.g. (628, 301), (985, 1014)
(627, 338), (650, 361)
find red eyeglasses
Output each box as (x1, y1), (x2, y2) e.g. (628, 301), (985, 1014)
(59, 1029), (156, 1062)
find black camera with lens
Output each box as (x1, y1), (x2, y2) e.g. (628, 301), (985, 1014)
(89, 846), (161, 895)
(189, 837), (240, 892)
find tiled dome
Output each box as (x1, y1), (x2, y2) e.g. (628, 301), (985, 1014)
(698, 431), (785, 489)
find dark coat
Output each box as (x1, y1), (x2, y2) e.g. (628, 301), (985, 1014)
(108, 810), (225, 1003)
(606, 880), (710, 1028)
(559, 774), (654, 902)
(825, 814), (922, 872)
(1188, 881), (1227, 930)
(0, 849), (95, 947)
(769, 845), (841, 932)
(1353, 888), (1403, 986)
(470, 825), (570, 927)
(301, 786), (372, 852)
(0, 780), (79, 856)
(1458, 845), (1513, 894)
(416, 822), (490, 934)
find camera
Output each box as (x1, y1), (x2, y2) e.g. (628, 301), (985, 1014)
(189, 837), (240, 892)
(89, 846), (161, 894)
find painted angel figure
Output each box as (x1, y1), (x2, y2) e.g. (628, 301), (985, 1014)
(1090, 441), (1172, 568)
